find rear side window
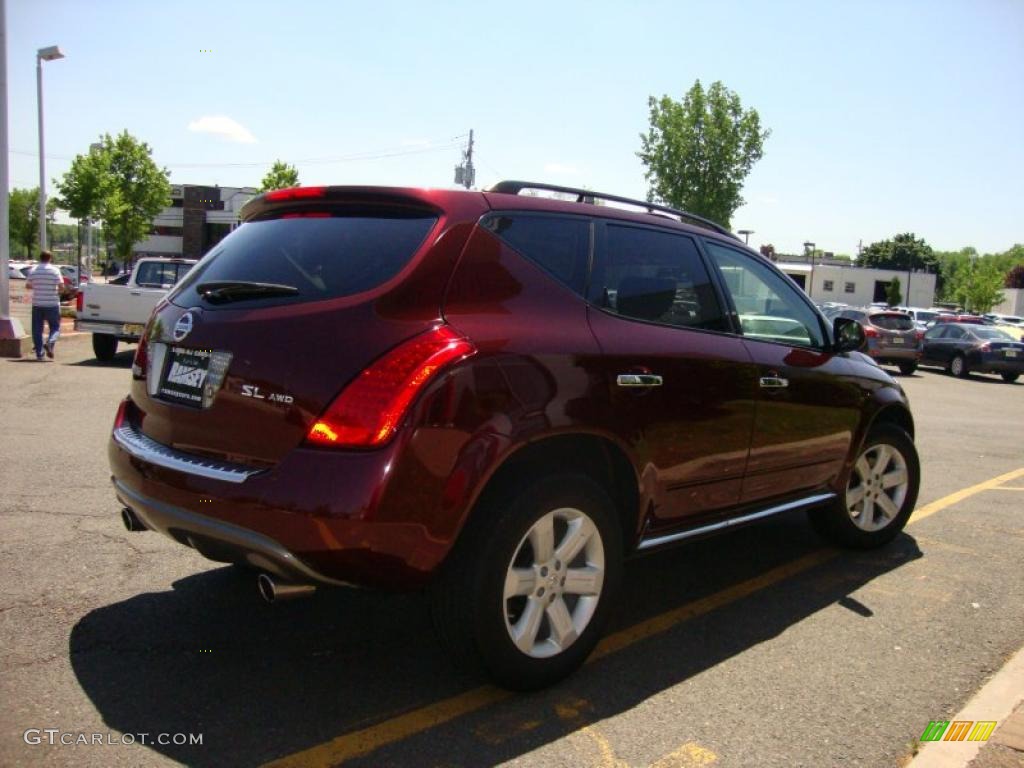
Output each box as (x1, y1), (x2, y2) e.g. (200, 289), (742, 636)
(482, 214), (589, 296)
(171, 211), (437, 309)
(870, 313), (914, 331)
(593, 225), (725, 331)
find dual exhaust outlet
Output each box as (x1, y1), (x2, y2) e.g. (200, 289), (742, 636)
(120, 507), (316, 603)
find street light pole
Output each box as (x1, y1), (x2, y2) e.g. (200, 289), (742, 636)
(36, 45), (63, 253)
(803, 241), (816, 298)
(738, 229), (754, 245)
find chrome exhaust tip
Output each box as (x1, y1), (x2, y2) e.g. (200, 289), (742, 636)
(121, 507), (146, 532)
(257, 573), (316, 603)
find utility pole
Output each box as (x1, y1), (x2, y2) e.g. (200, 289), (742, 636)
(454, 130), (475, 189)
(0, 0), (27, 355)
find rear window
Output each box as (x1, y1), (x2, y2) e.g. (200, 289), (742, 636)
(135, 261), (194, 288)
(170, 211), (437, 309)
(870, 313), (914, 331)
(972, 328), (1015, 341)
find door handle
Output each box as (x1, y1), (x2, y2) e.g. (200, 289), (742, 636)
(759, 376), (789, 389)
(617, 373), (663, 387)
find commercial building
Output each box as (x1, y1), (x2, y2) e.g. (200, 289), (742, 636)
(772, 255), (937, 308)
(132, 184), (257, 260)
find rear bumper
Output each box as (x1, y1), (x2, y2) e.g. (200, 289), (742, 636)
(75, 319), (141, 340)
(113, 478), (353, 587)
(108, 420), (461, 590)
(868, 345), (921, 364)
(975, 356), (1024, 375)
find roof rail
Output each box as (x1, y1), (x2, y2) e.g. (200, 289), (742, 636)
(487, 180), (739, 241)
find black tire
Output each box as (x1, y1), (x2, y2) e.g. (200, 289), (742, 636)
(92, 334), (118, 361)
(897, 362), (917, 376)
(808, 424), (920, 550)
(430, 473), (622, 691)
(1001, 372), (1019, 383)
(948, 354), (969, 378)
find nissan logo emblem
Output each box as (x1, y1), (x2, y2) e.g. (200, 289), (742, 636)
(173, 312), (195, 342)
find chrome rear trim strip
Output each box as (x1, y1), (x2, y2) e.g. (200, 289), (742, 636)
(113, 424), (263, 484)
(637, 492), (836, 552)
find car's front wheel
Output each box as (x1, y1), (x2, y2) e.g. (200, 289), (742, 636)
(430, 474), (622, 690)
(809, 424), (920, 549)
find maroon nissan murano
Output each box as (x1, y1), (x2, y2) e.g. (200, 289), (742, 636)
(109, 181), (920, 689)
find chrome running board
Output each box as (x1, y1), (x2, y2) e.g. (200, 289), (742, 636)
(637, 493), (836, 552)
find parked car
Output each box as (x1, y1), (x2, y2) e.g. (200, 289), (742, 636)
(107, 182), (921, 690)
(926, 314), (985, 327)
(76, 257), (197, 360)
(59, 265), (93, 284)
(920, 323), (1024, 382)
(983, 313), (1022, 326)
(7, 261), (30, 279)
(899, 307), (944, 330)
(835, 308), (922, 375)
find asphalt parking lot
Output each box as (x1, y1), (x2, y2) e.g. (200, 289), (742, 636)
(1, 334), (1021, 768)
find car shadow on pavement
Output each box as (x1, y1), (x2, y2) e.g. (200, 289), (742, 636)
(68, 351), (134, 368)
(69, 513), (922, 767)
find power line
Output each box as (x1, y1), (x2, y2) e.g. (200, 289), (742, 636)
(9, 137), (466, 169)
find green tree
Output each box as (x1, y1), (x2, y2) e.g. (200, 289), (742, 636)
(8, 187), (57, 257)
(948, 258), (1005, 313)
(55, 131), (172, 262)
(885, 276), (902, 307)
(259, 160), (300, 192)
(638, 80), (769, 228)
(858, 233), (935, 272)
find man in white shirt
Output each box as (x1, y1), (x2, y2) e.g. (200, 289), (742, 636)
(25, 250), (64, 361)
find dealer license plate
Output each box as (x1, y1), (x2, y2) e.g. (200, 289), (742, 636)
(158, 347), (212, 408)
(1006, 349), (1019, 358)
(122, 323), (145, 336)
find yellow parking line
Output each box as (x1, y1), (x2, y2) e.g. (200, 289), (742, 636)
(264, 467), (1024, 768)
(909, 468), (1024, 524)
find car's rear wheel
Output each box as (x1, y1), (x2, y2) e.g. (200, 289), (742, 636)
(430, 474), (621, 690)
(898, 362), (917, 376)
(948, 354), (969, 378)
(92, 334), (118, 361)
(1001, 372), (1019, 383)
(809, 424), (919, 549)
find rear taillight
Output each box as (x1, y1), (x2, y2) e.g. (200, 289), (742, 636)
(915, 331), (924, 342)
(979, 343), (991, 352)
(306, 325), (475, 448)
(113, 398), (129, 429)
(863, 326), (879, 338)
(75, 290), (84, 313)
(265, 186), (327, 202)
(132, 333), (149, 379)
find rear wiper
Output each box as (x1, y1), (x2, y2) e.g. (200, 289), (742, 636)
(196, 281), (299, 304)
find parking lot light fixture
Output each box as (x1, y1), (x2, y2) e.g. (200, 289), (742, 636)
(36, 44), (64, 251)
(738, 229), (754, 245)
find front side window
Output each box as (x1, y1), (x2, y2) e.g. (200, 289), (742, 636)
(592, 225), (725, 331)
(704, 241), (826, 349)
(924, 325), (946, 340)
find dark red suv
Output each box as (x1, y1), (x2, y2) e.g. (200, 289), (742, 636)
(109, 182), (920, 689)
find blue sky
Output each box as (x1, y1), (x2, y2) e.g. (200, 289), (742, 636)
(7, 0), (1023, 255)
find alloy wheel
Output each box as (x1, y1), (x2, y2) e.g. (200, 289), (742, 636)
(503, 507), (605, 659)
(847, 443), (910, 532)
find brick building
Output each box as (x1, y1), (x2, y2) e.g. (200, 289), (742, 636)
(132, 184), (257, 259)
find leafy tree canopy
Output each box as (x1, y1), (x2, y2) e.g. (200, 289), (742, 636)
(8, 187), (57, 258)
(885, 276), (902, 307)
(858, 233), (935, 271)
(259, 160), (300, 192)
(638, 79), (769, 229)
(55, 131), (171, 261)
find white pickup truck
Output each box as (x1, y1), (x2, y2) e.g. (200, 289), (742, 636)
(76, 257), (197, 360)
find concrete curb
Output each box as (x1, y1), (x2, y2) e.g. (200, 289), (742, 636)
(908, 644), (1024, 767)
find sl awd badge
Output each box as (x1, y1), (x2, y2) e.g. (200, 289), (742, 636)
(240, 384), (294, 404)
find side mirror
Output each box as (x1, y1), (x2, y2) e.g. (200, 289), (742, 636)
(833, 317), (865, 353)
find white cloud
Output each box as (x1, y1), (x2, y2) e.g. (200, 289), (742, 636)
(187, 115), (258, 144)
(544, 163), (579, 175)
